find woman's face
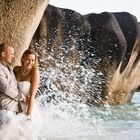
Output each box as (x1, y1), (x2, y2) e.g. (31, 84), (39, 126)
(22, 54), (35, 69)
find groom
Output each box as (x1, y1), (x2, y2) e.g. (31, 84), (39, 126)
(0, 42), (26, 125)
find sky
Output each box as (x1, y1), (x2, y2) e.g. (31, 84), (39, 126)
(49, 0), (140, 22)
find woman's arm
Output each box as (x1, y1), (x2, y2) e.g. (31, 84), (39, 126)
(27, 67), (40, 116)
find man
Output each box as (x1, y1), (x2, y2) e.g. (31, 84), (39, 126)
(0, 42), (26, 125)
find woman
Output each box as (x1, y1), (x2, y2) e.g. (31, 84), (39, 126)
(14, 49), (40, 119)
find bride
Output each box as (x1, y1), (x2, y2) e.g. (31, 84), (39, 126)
(13, 49), (40, 120)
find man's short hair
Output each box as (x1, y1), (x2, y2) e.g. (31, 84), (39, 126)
(0, 42), (13, 53)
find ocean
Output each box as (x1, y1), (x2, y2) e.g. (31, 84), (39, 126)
(0, 91), (140, 140)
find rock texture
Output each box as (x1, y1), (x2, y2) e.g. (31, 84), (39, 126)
(1, 3), (140, 105)
(0, 0), (50, 65)
(31, 5), (140, 105)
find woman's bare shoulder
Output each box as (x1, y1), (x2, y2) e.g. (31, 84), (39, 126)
(13, 66), (21, 73)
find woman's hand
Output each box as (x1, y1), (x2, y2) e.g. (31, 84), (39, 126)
(26, 115), (32, 121)
(26, 96), (30, 104)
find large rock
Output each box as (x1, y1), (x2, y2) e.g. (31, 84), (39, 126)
(31, 5), (140, 105)
(0, 0), (50, 65)
(2, 2), (139, 105)
(85, 12), (140, 104)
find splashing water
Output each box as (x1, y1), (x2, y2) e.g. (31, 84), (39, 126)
(0, 65), (140, 140)
(0, 92), (140, 140)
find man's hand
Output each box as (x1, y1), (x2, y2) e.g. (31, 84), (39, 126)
(19, 94), (27, 103)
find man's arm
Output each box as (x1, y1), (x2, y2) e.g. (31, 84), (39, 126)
(0, 69), (21, 100)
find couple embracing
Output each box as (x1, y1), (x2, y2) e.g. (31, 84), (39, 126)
(0, 42), (40, 126)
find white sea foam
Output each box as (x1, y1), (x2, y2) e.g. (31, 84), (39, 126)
(0, 93), (140, 140)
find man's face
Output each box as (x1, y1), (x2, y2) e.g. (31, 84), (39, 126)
(2, 46), (15, 64)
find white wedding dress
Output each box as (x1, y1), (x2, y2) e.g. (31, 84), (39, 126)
(18, 81), (41, 117)
(17, 81), (42, 140)
(18, 81), (31, 113)
(18, 81), (31, 97)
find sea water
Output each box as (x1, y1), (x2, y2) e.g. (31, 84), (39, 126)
(0, 91), (140, 140)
